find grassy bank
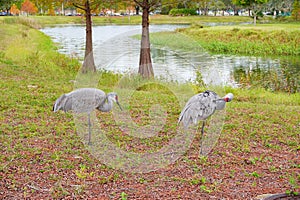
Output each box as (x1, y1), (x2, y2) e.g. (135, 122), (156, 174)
(9, 15), (253, 26)
(150, 23), (300, 56)
(1, 18), (300, 199)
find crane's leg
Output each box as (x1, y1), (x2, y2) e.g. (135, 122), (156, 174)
(88, 113), (92, 145)
(200, 121), (205, 155)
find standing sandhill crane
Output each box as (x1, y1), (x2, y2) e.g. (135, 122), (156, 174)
(53, 88), (122, 145)
(178, 90), (233, 154)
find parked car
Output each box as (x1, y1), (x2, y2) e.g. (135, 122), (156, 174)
(0, 12), (12, 16)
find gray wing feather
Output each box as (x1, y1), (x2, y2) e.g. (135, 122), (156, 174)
(178, 90), (219, 128)
(70, 88), (106, 113)
(63, 94), (73, 112)
(53, 88), (106, 113)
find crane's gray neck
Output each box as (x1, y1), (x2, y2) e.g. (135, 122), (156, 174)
(98, 96), (113, 112)
(215, 99), (226, 110)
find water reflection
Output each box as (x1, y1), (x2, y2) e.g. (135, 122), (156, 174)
(233, 58), (300, 93)
(40, 25), (299, 92)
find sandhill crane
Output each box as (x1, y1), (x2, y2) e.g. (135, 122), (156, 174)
(178, 90), (233, 154)
(53, 88), (122, 145)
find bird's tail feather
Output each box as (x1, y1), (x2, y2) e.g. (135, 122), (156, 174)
(178, 115), (191, 130)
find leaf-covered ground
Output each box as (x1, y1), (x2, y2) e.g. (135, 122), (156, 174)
(1, 17), (300, 199)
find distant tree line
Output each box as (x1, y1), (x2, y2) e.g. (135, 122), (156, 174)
(1, 0), (299, 19)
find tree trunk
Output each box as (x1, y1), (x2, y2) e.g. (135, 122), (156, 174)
(82, 0), (96, 73)
(204, 7), (208, 15)
(135, 5), (139, 15)
(234, 7), (239, 16)
(138, 4), (154, 78)
(61, 2), (64, 16)
(252, 4), (257, 26)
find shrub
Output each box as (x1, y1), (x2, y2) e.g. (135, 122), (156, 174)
(161, 5), (172, 15)
(169, 8), (197, 16)
(292, 0), (300, 20)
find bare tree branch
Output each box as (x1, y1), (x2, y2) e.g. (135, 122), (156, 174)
(90, 1), (100, 7)
(149, 0), (160, 8)
(73, 3), (86, 11)
(133, 0), (161, 11)
(73, 1), (100, 12)
(133, 0), (144, 8)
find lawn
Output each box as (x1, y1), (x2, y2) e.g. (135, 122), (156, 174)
(0, 16), (299, 199)
(151, 24), (300, 56)
(26, 14), (252, 26)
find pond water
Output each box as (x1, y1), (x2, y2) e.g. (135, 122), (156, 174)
(41, 25), (299, 92)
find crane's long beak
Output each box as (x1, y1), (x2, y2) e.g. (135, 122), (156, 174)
(116, 101), (123, 111)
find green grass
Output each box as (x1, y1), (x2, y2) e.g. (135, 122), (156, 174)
(148, 23), (300, 57)
(1, 17), (299, 199)
(1, 14), (253, 27)
(175, 24), (300, 56)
